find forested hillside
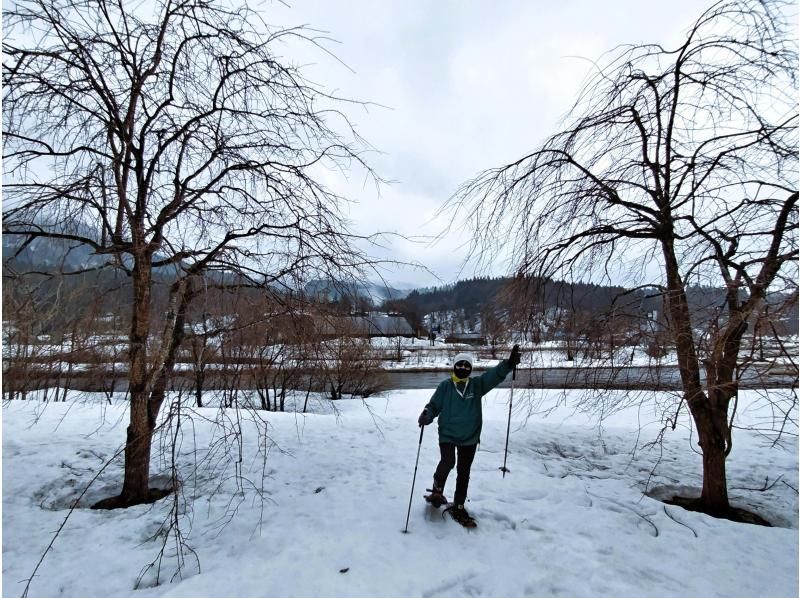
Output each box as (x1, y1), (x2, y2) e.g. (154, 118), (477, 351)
(394, 276), (798, 336)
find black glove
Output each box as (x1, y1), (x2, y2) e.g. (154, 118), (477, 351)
(418, 411), (430, 427)
(508, 344), (521, 369)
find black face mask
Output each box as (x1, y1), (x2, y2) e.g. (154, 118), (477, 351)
(453, 361), (472, 379)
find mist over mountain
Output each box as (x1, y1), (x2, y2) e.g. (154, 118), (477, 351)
(302, 279), (411, 307)
(2, 232), (183, 277)
(2, 234), (105, 272)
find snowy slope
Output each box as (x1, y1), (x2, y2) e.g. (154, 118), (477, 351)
(2, 388), (798, 598)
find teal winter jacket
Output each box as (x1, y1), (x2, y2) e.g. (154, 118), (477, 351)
(421, 360), (512, 445)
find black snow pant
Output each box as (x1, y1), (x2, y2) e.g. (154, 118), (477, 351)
(433, 443), (477, 506)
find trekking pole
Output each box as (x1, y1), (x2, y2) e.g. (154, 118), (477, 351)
(499, 364), (516, 477)
(402, 425), (425, 533)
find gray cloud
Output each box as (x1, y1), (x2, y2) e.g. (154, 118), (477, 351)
(269, 0), (707, 287)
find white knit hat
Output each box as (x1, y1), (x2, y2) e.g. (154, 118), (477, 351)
(453, 353), (474, 368)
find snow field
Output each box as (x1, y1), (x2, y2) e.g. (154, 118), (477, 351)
(2, 388), (798, 597)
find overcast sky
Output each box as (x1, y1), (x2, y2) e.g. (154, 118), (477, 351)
(266, 0), (710, 289)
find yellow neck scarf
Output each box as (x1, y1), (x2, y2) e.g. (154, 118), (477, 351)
(451, 373), (469, 384)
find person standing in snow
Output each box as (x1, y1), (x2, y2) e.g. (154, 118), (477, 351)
(417, 345), (521, 527)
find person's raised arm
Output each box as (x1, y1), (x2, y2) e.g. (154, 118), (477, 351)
(476, 345), (521, 393)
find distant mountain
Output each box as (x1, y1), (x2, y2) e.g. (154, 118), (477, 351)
(3, 234), (178, 278)
(2, 234), (107, 272)
(303, 279), (410, 306)
(1, 236), (416, 307)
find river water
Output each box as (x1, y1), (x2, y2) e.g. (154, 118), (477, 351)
(52, 364), (795, 393)
(384, 365), (796, 390)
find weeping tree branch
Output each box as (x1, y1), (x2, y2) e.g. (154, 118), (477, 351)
(444, 0), (798, 515)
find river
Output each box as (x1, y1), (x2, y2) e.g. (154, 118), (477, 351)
(384, 364), (797, 390)
(47, 363), (797, 393)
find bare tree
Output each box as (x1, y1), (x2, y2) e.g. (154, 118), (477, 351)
(446, 0), (797, 516)
(3, 0), (383, 508)
(186, 317), (216, 409)
(480, 302), (509, 359)
(2, 273), (54, 400)
(310, 314), (388, 401)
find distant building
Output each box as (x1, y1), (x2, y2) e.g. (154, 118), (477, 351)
(444, 332), (486, 346)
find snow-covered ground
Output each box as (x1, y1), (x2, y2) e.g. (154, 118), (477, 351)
(3, 386), (798, 598)
(368, 336), (798, 370)
(369, 337), (669, 369)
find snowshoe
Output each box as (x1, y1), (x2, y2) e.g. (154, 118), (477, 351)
(424, 487), (448, 508)
(446, 504), (477, 528)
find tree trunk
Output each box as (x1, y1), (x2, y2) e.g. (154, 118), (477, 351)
(119, 253), (155, 506)
(108, 275), (191, 509)
(257, 386), (268, 411)
(192, 335), (209, 409)
(691, 398), (730, 513)
(120, 391), (155, 505)
(662, 241), (732, 512)
(195, 368), (205, 408)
